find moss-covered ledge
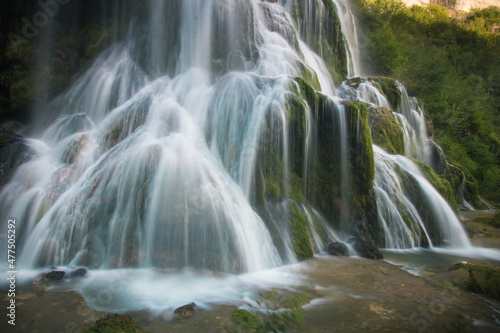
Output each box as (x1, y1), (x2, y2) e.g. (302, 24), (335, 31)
(367, 105), (405, 156)
(414, 159), (459, 213)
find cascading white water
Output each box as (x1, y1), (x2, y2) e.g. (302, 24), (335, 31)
(0, 0), (477, 286)
(374, 146), (470, 248)
(330, 0), (363, 77)
(0, 0), (352, 273)
(335, 75), (471, 248)
(337, 79), (433, 164)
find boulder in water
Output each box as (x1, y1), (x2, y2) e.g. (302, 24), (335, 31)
(174, 302), (196, 318)
(68, 268), (88, 279)
(327, 242), (350, 256)
(350, 238), (383, 260)
(44, 271), (66, 282)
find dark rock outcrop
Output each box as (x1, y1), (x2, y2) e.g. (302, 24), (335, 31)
(44, 271), (66, 282)
(0, 127), (34, 189)
(68, 268), (88, 279)
(327, 241), (350, 256)
(350, 237), (383, 260)
(174, 302), (196, 318)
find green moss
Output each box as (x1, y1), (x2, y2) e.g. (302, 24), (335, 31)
(287, 173), (304, 202)
(399, 210), (414, 232)
(345, 102), (375, 199)
(254, 159), (266, 206)
(260, 111), (285, 202)
(454, 263), (500, 300)
(264, 177), (282, 200)
(232, 309), (260, 331)
(297, 62), (321, 91)
(352, 0), (500, 204)
(359, 104), (375, 183)
(474, 212), (500, 229)
(289, 202), (313, 260)
(106, 125), (123, 148)
(368, 106), (405, 155)
(444, 163), (485, 209)
(262, 80), (377, 248)
(81, 314), (146, 333)
(256, 289), (306, 331)
(434, 281), (460, 290)
(35, 201), (50, 223)
(310, 211), (328, 246)
(259, 289), (310, 310)
(368, 77), (402, 110)
(415, 159), (459, 213)
(292, 77), (317, 108)
(291, 0), (348, 84)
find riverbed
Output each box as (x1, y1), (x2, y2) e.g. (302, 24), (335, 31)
(2, 211), (499, 333)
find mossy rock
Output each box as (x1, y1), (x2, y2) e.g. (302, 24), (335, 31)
(415, 159), (459, 213)
(211, 0), (258, 73)
(81, 314), (146, 333)
(174, 302), (196, 318)
(444, 162), (486, 210)
(394, 163), (455, 246)
(232, 309), (261, 331)
(290, 0), (348, 84)
(258, 78), (378, 249)
(452, 263), (500, 300)
(104, 98), (150, 148)
(288, 202), (314, 260)
(290, 77), (318, 108)
(258, 288), (311, 310)
(367, 106), (405, 155)
(297, 62), (322, 91)
(368, 77), (402, 110)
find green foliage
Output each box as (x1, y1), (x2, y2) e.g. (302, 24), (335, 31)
(353, 0), (500, 204)
(370, 25), (403, 74)
(81, 314), (146, 333)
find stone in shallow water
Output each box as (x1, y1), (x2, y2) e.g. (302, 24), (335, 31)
(44, 271), (66, 282)
(349, 237), (383, 260)
(174, 302), (196, 318)
(327, 242), (350, 256)
(68, 268), (88, 278)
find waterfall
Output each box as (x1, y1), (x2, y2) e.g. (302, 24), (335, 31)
(374, 146), (470, 248)
(0, 0), (473, 278)
(336, 75), (471, 248)
(330, 0), (363, 77)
